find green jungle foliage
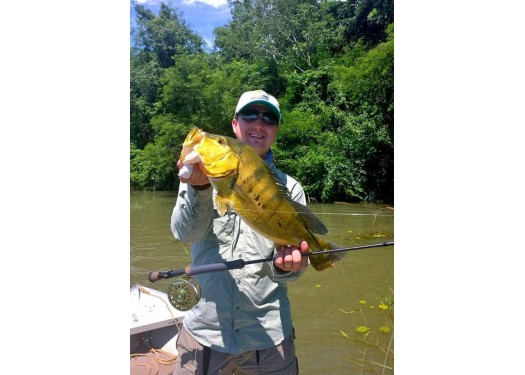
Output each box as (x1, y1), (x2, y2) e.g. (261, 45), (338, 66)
(130, 0), (394, 203)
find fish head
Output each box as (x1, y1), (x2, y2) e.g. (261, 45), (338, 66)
(180, 127), (240, 178)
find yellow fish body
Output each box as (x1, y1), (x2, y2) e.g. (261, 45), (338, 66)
(180, 127), (345, 271)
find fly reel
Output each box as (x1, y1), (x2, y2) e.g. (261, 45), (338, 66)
(167, 276), (202, 311)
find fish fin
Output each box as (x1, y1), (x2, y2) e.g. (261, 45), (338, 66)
(264, 164), (293, 199)
(264, 164), (328, 235)
(291, 200), (328, 235)
(215, 195), (231, 216)
(309, 242), (347, 271)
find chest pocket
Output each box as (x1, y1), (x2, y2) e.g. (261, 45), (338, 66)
(208, 210), (235, 245)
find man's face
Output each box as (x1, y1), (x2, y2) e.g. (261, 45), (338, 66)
(232, 104), (279, 158)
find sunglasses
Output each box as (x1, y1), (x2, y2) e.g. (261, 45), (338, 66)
(238, 108), (279, 126)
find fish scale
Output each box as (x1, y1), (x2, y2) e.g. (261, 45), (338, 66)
(180, 127), (346, 271)
(214, 137), (312, 247)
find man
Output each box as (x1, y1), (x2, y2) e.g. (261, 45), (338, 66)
(171, 90), (309, 374)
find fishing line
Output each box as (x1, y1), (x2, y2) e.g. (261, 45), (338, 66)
(232, 208), (393, 216)
(293, 212), (393, 217)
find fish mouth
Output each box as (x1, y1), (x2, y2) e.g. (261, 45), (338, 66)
(180, 128), (206, 163)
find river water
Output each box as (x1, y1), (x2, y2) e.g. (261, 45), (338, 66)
(131, 191), (394, 374)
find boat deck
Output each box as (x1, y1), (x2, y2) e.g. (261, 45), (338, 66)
(130, 284), (186, 375)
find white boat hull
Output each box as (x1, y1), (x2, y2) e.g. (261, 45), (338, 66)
(130, 284), (186, 374)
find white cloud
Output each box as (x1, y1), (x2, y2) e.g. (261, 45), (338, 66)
(134, 0), (159, 4)
(181, 0), (227, 8)
(135, 0), (227, 7)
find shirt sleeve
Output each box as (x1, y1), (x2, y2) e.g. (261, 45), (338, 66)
(170, 182), (214, 243)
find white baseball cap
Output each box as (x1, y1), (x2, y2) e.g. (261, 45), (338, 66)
(235, 90), (281, 121)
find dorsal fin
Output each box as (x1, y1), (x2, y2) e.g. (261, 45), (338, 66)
(265, 163), (328, 235)
(291, 200), (328, 235)
(265, 163), (292, 198)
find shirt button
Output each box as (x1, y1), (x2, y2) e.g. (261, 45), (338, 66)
(235, 306), (240, 310)
(235, 329), (240, 333)
(236, 279), (241, 285)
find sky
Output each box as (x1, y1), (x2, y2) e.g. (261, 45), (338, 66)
(130, 0), (232, 49)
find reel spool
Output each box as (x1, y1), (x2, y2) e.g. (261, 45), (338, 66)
(167, 276), (202, 311)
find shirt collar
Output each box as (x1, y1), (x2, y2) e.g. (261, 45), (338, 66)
(263, 149), (274, 166)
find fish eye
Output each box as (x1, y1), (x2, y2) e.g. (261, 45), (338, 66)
(217, 137), (225, 144)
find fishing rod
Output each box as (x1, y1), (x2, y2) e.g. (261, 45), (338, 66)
(148, 241), (394, 282)
(148, 241), (393, 311)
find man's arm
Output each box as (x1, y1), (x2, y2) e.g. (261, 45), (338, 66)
(170, 160), (214, 242)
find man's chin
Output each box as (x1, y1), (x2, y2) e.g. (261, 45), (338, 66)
(245, 140), (266, 153)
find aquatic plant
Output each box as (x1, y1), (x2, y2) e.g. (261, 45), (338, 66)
(334, 288), (394, 374)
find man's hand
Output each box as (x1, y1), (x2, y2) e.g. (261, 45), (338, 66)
(177, 160), (210, 187)
(274, 241), (309, 273)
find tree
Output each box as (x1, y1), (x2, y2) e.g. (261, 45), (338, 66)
(328, 24), (394, 201)
(130, 1), (205, 147)
(131, 1), (204, 68)
(217, 0), (343, 73)
(331, 0), (394, 47)
(130, 56), (163, 148)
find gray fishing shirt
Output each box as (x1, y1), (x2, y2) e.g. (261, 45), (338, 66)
(170, 159), (307, 354)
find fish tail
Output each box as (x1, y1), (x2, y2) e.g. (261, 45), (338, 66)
(309, 241), (347, 271)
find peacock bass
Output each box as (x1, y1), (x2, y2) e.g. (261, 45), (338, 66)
(179, 126), (345, 271)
